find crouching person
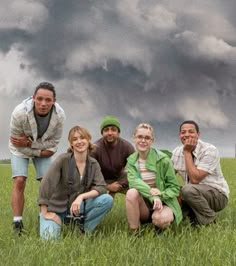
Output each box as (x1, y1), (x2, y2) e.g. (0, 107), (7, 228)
(125, 123), (182, 235)
(171, 120), (229, 225)
(38, 125), (113, 240)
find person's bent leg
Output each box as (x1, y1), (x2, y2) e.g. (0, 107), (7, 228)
(82, 194), (113, 232)
(152, 206), (174, 229)
(39, 213), (61, 240)
(181, 184), (225, 225)
(125, 188), (150, 231)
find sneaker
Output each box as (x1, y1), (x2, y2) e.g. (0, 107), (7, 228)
(13, 221), (24, 236)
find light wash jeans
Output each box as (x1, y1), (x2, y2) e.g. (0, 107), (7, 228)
(40, 194), (113, 240)
(11, 154), (51, 180)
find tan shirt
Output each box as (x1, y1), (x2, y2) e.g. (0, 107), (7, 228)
(171, 139), (229, 198)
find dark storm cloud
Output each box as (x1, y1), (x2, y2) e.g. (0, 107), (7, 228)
(0, 0), (236, 157)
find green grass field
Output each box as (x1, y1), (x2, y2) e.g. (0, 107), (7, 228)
(0, 159), (236, 266)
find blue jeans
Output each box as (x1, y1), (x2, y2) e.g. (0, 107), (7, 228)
(11, 154), (51, 180)
(40, 194), (113, 240)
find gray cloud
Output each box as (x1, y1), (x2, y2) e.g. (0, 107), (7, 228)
(0, 1), (48, 33)
(0, 0), (236, 158)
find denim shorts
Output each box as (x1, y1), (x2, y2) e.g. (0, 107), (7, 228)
(11, 154), (51, 180)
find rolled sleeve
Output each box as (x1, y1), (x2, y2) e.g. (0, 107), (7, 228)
(90, 161), (108, 195)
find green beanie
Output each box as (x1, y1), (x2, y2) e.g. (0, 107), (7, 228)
(100, 115), (121, 133)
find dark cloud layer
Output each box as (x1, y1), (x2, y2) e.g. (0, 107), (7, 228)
(0, 0), (236, 158)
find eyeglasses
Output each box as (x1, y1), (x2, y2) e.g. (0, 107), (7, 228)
(136, 135), (153, 142)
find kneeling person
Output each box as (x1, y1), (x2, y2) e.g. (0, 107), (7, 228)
(126, 123), (182, 234)
(38, 126), (113, 240)
(171, 120), (229, 225)
(91, 115), (135, 196)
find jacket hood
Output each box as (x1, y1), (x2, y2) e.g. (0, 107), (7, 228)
(22, 97), (34, 112)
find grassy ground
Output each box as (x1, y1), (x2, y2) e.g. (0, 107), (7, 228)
(0, 159), (236, 266)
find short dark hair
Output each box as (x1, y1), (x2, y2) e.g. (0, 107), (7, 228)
(179, 120), (199, 133)
(34, 82), (56, 98)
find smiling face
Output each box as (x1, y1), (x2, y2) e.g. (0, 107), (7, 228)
(71, 131), (89, 154)
(133, 125), (154, 154)
(68, 126), (92, 155)
(33, 88), (55, 116)
(102, 126), (120, 144)
(179, 123), (200, 145)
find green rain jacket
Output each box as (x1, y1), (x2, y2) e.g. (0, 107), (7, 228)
(127, 148), (182, 225)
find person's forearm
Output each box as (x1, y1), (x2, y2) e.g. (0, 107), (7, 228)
(184, 151), (206, 183)
(31, 139), (58, 150)
(79, 190), (99, 200)
(40, 150), (54, 157)
(40, 205), (48, 214)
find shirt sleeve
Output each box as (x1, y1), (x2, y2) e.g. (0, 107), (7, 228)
(196, 147), (219, 175)
(38, 155), (64, 206)
(10, 111), (42, 157)
(90, 161), (107, 194)
(158, 158), (181, 201)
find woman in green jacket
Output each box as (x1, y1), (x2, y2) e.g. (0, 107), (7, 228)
(126, 123), (182, 233)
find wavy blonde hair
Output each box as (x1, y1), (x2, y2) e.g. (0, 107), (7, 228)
(67, 125), (96, 154)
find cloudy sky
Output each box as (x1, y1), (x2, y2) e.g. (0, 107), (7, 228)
(1, 0), (236, 159)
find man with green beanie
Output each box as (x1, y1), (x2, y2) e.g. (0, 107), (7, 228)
(91, 115), (135, 196)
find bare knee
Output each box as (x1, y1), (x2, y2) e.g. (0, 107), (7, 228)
(126, 188), (140, 203)
(152, 208), (174, 229)
(13, 176), (26, 192)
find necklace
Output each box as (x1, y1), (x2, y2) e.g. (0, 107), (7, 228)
(76, 161), (85, 178)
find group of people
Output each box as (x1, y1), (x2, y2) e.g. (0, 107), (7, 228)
(9, 82), (229, 239)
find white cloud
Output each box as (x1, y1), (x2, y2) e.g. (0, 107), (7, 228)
(65, 38), (152, 75)
(176, 97), (229, 128)
(179, 3), (236, 42)
(65, 1), (177, 76)
(117, 1), (177, 33)
(174, 31), (236, 64)
(0, 45), (40, 95)
(0, 0), (48, 33)
(199, 36), (236, 62)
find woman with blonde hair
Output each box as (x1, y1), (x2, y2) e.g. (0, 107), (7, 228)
(126, 123), (182, 234)
(38, 125), (113, 240)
